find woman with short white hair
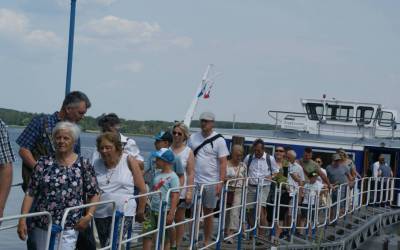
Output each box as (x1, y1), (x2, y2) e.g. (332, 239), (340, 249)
(17, 121), (100, 250)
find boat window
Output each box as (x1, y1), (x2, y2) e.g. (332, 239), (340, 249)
(378, 111), (394, 127)
(327, 105), (354, 122)
(305, 103), (324, 121)
(356, 106), (374, 125)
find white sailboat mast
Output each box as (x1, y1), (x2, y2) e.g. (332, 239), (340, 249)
(183, 64), (212, 128)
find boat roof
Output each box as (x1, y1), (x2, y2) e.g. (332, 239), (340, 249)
(193, 127), (400, 151)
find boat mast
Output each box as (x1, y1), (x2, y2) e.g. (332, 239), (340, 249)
(65, 0), (77, 96)
(183, 64), (212, 128)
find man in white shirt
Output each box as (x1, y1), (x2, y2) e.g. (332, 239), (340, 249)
(372, 154), (389, 178)
(188, 111), (229, 246)
(244, 139), (279, 239)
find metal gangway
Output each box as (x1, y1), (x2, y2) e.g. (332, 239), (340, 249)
(1, 177), (400, 250)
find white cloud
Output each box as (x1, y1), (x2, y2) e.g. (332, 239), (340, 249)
(114, 61), (144, 73)
(0, 8), (62, 48)
(79, 15), (192, 51)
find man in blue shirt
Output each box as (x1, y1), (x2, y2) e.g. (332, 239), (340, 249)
(0, 119), (15, 221)
(16, 91), (91, 250)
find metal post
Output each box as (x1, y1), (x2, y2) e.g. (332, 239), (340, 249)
(65, 0), (77, 96)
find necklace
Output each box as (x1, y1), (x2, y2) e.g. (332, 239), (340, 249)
(105, 168), (116, 185)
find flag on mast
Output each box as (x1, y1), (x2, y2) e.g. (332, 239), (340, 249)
(203, 82), (213, 99)
(197, 81), (207, 98)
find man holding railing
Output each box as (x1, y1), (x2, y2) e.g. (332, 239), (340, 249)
(0, 119), (15, 221)
(188, 112), (229, 246)
(244, 139), (279, 244)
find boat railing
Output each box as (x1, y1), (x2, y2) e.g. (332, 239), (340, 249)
(118, 190), (162, 250)
(194, 181), (225, 250)
(2, 177), (400, 249)
(160, 185), (198, 250)
(243, 177), (262, 235)
(58, 200), (117, 250)
(0, 211), (53, 249)
(221, 178), (247, 242)
(267, 110), (400, 138)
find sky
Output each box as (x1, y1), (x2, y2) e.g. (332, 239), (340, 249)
(0, 0), (400, 124)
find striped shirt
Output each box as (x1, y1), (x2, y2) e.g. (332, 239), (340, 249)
(0, 119), (15, 165)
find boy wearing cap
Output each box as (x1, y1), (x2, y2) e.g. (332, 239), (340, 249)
(299, 171), (322, 238)
(144, 131), (184, 186)
(143, 148), (180, 250)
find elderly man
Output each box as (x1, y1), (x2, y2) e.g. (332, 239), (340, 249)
(244, 139), (279, 242)
(326, 154), (352, 218)
(188, 111), (229, 246)
(0, 119), (15, 220)
(16, 91), (92, 250)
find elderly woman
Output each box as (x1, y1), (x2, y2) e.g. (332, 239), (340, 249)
(224, 145), (246, 243)
(17, 121), (100, 250)
(93, 132), (147, 247)
(170, 122), (195, 248)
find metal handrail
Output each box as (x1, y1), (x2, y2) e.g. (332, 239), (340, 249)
(222, 178), (247, 241)
(118, 191), (162, 250)
(160, 185), (198, 250)
(58, 200), (116, 250)
(194, 181), (224, 250)
(0, 211), (52, 249)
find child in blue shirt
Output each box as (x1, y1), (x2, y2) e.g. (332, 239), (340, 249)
(143, 148), (180, 250)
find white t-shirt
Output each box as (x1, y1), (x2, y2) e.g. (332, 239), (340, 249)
(91, 133), (144, 164)
(172, 146), (192, 199)
(93, 153), (136, 217)
(372, 161), (380, 178)
(288, 161), (305, 196)
(303, 182), (323, 205)
(188, 131), (229, 184)
(244, 152), (279, 186)
(317, 168), (327, 186)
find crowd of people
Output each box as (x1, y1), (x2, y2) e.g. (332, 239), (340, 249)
(0, 90), (395, 249)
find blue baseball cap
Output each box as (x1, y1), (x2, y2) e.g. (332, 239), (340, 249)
(152, 148), (175, 164)
(153, 131), (173, 143)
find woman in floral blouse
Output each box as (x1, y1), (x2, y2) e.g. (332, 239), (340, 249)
(17, 121), (100, 250)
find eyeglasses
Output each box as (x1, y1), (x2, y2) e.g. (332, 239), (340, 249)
(173, 131), (183, 136)
(275, 149), (284, 152)
(315, 160), (322, 163)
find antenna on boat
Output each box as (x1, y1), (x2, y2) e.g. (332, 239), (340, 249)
(183, 64), (220, 128)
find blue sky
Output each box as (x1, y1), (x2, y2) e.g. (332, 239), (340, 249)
(1, 0), (400, 123)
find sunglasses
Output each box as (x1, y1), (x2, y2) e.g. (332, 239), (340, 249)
(316, 160), (322, 163)
(275, 149), (285, 152)
(173, 131), (183, 136)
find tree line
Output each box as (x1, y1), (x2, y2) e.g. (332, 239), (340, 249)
(0, 108), (275, 135)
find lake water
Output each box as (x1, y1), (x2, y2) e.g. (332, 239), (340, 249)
(0, 127), (155, 250)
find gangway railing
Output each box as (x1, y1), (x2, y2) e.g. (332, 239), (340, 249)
(118, 191), (162, 250)
(0, 211), (52, 249)
(221, 178), (246, 242)
(3, 176), (400, 250)
(193, 181), (224, 250)
(159, 185), (198, 250)
(58, 200), (116, 250)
